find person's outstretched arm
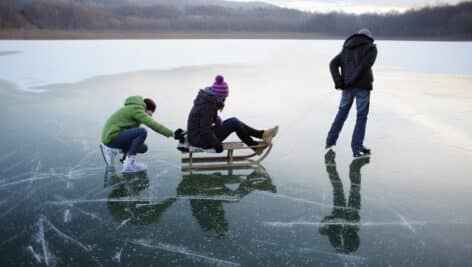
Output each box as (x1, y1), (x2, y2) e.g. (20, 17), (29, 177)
(134, 110), (173, 137)
(346, 45), (377, 86)
(329, 53), (344, 89)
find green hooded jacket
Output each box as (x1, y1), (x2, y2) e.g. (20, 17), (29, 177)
(101, 96), (173, 145)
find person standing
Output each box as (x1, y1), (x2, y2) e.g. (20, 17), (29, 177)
(326, 28), (377, 158)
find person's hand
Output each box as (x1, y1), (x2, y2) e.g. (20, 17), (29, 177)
(174, 128), (185, 142)
(215, 143), (224, 153)
(334, 80), (345, 89)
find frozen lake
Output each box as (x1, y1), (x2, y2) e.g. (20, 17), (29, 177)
(0, 40), (471, 266)
(1, 40), (472, 90)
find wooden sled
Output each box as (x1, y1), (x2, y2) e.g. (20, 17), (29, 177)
(181, 142), (273, 171)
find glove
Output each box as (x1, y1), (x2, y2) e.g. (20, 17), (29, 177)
(215, 143), (224, 153)
(334, 80), (345, 89)
(174, 128), (185, 143)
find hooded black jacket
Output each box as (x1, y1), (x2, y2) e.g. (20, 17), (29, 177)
(186, 89), (224, 149)
(330, 34), (377, 90)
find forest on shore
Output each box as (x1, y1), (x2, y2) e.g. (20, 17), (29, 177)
(1, 0), (471, 40)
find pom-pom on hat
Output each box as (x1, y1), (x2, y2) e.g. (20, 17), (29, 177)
(210, 75), (229, 98)
(358, 28), (372, 38)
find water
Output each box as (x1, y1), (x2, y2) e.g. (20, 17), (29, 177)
(0, 40), (471, 266)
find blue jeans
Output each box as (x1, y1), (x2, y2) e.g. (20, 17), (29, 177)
(213, 118), (263, 147)
(326, 89), (370, 153)
(108, 128), (148, 156)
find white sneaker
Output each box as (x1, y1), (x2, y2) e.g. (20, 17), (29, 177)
(99, 143), (120, 167)
(121, 156), (147, 174)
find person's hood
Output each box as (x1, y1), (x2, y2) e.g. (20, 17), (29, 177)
(124, 96), (145, 109)
(343, 33), (374, 49)
(194, 88), (225, 108)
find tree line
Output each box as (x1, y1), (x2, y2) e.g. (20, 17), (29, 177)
(0, 0), (471, 39)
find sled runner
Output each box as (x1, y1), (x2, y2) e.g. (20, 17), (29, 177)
(180, 141), (273, 171)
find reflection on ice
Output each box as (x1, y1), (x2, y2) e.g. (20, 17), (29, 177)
(105, 171), (175, 226)
(318, 152), (366, 254)
(177, 167), (276, 238)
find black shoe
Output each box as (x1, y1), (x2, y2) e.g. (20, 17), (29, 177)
(353, 150), (370, 159)
(361, 146), (371, 155)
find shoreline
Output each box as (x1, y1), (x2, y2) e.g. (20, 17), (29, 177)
(0, 30), (471, 41)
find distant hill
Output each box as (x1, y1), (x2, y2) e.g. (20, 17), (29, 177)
(0, 0), (471, 40)
(302, 1), (472, 39)
(2, 0), (275, 9)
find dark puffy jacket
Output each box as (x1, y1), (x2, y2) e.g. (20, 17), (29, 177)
(330, 34), (377, 90)
(186, 89), (224, 149)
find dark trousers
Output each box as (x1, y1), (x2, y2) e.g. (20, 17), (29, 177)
(326, 89), (370, 153)
(213, 118), (263, 147)
(108, 127), (148, 156)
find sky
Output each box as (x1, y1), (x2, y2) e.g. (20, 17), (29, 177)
(230, 0), (464, 13)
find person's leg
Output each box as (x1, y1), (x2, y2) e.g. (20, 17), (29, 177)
(351, 90), (370, 153)
(326, 90), (355, 147)
(108, 128), (147, 156)
(137, 144), (148, 154)
(213, 118), (261, 146)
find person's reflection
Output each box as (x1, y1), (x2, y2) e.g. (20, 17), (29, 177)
(319, 150), (369, 254)
(177, 167), (276, 238)
(104, 168), (175, 225)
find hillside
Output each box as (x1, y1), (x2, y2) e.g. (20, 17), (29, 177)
(0, 0), (471, 40)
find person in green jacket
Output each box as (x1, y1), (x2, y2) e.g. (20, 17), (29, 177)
(100, 96), (183, 173)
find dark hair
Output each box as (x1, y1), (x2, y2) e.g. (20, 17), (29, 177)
(144, 98), (156, 112)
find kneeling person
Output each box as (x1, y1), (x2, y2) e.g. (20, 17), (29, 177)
(100, 96), (180, 173)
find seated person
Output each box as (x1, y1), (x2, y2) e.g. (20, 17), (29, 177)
(100, 96), (182, 173)
(186, 75), (278, 154)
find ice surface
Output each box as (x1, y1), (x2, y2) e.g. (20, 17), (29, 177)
(129, 239), (241, 267)
(112, 248), (122, 263)
(0, 40), (471, 266)
(1, 40), (471, 90)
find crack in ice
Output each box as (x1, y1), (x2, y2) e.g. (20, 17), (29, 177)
(129, 239), (240, 267)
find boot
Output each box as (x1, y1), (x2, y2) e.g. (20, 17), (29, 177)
(252, 142), (268, 156)
(121, 155), (147, 174)
(262, 126), (279, 145)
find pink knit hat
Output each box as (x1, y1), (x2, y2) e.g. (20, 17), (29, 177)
(210, 75), (229, 98)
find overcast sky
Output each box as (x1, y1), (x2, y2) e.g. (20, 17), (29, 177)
(230, 0), (464, 13)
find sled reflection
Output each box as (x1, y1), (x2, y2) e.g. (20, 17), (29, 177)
(320, 151), (369, 254)
(104, 169), (175, 226)
(177, 166), (276, 238)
